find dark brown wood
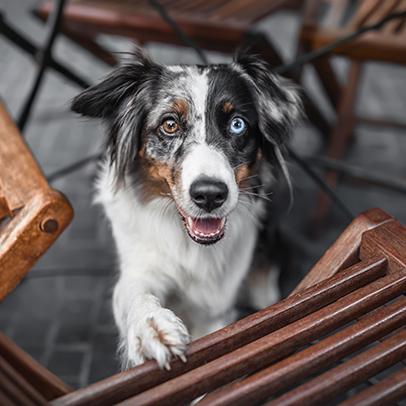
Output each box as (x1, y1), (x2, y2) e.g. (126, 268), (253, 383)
(0, 334), (73, 401)
(0, 390), (17, 406)
(361, 218), (406, 272)
(310, 56), (342, 109)
(0, 354), (48, 406)
(197, 295), (406, 406)
(103, 266), (405, 406)
(0, 369), (38, 406)
(312, 60), (363, 228)
(50, 255), (387, 406)
(338, 366), (406, 406)
(3, 208), (406, 406)
(292, 208), (393, 294)
(264, 328), (406, 406)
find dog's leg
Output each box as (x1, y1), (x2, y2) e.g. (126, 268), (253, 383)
(113, 276), (190, 370)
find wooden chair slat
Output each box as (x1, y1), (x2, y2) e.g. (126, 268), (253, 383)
(264, 328), (406, 406)
(106, 268), (406, 406)
(337, 366), (406, 406)
(385, 0), (406, 34)
(347, 0), (382, 30)
(0, 354), (48, 406)
(361, 0), (400, 28)
(0, 334), (73, 401)
(196, 295), (406, 406)
(50, 256), (386, 406)
(2, 208), (406, 405)
(0, 390), (17, 406)
(0, 369), (38, 406)
(292, 208), (393, 294)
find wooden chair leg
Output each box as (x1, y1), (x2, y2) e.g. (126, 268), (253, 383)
(311, 55), (342, 110)
(63, 27), (118, 67)
(313, 61), (363, 229)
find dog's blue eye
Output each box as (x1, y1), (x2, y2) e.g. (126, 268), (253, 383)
(229, 117), (246, 135)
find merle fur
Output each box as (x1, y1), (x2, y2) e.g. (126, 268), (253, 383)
(71, 48), (301, 187)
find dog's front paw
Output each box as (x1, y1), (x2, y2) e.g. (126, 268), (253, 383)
(125, 308), (190, 370)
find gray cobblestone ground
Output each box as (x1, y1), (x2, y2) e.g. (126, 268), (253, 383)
(1, 0), (406, 393)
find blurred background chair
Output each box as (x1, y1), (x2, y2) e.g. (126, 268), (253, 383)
(32, 0), (331, 136)
(298, 0), (406, 227)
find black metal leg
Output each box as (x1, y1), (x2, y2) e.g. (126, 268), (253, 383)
(17, 0), (65, 132)
(0, 4), (90, 133)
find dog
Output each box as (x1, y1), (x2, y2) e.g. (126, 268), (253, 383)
(71, 47), (302, 370)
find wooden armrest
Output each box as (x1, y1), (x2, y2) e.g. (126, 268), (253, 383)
(291, 208), (394, 295)
(0, 101), (74, 302)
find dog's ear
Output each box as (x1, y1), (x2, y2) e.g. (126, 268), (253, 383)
(234, 50), (303, 206)
(234, 50), (303, 151)
(71, 48), (154, 120)
(71, 48), (161, 185)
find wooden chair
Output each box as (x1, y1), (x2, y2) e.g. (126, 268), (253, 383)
(0, 100), (74, 303)
(31, 0), (330, 136)
(33, 0), (303, 67)
(298, 0), (406, 226)
(2, 207), (406, 405)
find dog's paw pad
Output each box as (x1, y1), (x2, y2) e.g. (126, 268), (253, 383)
(127, 309), (190, 369)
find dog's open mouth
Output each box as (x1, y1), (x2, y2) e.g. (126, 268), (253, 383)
(176, 206), (226, 244)
(185, 216), (226, 244)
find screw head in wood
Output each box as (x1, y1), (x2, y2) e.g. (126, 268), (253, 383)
(40, 218), (59, 233)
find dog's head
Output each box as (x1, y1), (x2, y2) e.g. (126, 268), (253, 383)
(72, 48), (302, 245)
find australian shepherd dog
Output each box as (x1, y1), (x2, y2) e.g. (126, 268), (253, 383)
(71, 47), (302, 370)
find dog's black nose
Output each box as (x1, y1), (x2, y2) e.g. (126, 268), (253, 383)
(190, 179), (228, 212)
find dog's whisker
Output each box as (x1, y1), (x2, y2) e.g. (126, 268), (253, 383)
(237, 174), (259, 184)
(233, 161), (250, 170)
(240, 191), (273, 203)
(237, 199), (258, 221)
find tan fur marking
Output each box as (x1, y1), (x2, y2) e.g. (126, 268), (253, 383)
(149, 318), (172, 347)
(223, 102), (233, 113)
(235, 151), (262, 190)
(136, 157), (172, 201)
(136, 337), (146, 362)
(172, 99), (189, 118)
(135, 143), (184, 205)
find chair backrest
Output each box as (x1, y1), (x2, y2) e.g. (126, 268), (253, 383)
(301, 0), (406, 64)
(0, 100), (73, 303)
(43, 208), (406, 406)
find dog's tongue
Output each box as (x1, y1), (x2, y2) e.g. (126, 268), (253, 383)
(185, 214), (226, 242)
(193, 217), (223, 234)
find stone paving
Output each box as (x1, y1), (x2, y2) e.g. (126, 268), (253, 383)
(1, 0), (406, 397)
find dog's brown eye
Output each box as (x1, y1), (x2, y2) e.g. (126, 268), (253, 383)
(162, 119), (179, 134)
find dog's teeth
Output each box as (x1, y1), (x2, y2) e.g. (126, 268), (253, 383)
(164, 361), (171, 371)
(221, 217), (226, 228)
(179, 354), (187, 363)
(187, 217), (193, 229)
